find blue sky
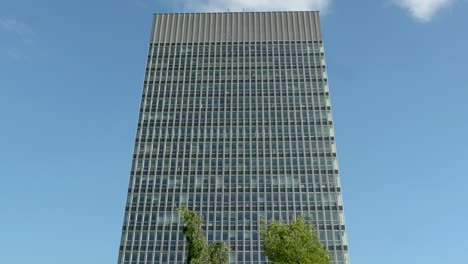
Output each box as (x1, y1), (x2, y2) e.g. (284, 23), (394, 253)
(1, 0), (467, 263)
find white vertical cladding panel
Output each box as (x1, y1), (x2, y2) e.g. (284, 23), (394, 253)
(272, 12), (278, 41)
(266, 12), (271, 42)
(223, 13), (227, 42)
(169, 14), (175, 43)
(281, 12), (287, 41)
(151, 11), (322, 44)
(243, 13), (248, 42)
(246, 12), (251, 42)
(303, 12), (312, 41)
(307, 11), (315, 41)
(197, 14), (203, 43)
(230, 13), (233, 42)
(272, 12), (277, 40)
(179, 14), (186, 43)
(160, 14), (166, 43)
(210, 13), (216, 43)
(234, 13), (240, 42)
(293, 12), (298, 40)
(174, 14), (181, 43)
(149, 15), (157, 44)
(221, 13), (225, 42)
(183, 13), (190, 43)
(311, 12), (317, 41)
(202, 14), (209, 43)
(258, 12), (265, 42)
(238, 13), (242, 42)
(175, 14), (180, 42)
(243, 13), (247, 42)
(301, 12), (307, 39)
(259, 12), (263, 41)
(290, 12), (296, 40)
(177, 14), (186, 42)
(316, 12), (323, 40)
(304, 12), (309, 40)
(188, 14), (198, 42)
(305, 12), (312, 41)
(232, 13), (237, 42)
(298, 12), (306, 40)
(215, 13), (220, 42)
(287, 12), (294, 41)
(293, 12), (299, 40)
(282, 12), (287, 41)
(217, 13), (221, 42)
(163, 14), (169, 43)
(207, 13), (212, 42)
(277, 12), (282, 40)
(313, 11), (319, 41)
(271, 12), (280, 40)
(167, 14), (175, 43)
(195, 14), (204, 42)
(187, 13), (193, 43)
(244, 13), (248, 42)
(248, 12), (254, 42)
(223, 14), (232, 41)
(226, 13), (232, 42)
(231, 14), (236, 42)
(152, 14), (159, 43)
(155, 14), (164, 43)
(226, 13), (230, 42)
(183, 14), (189, 43)
(253, 13), (257, 41)
(264, 12), (270, 41)
(193, 14), (200, 43)
(162, 15), (172, 43)
(243, 14), (249, 42)
(305, 12), (312, 39)
(237, 13), (241, 42)
(249, 12), (254, 41)
(152, 15), (159, 43)
(221, 13), (226, 42)
(207, 13), (212, 43)
(292, 12), (299, 41)
(195, 14), (201, 43)
(205, 13), (211, 42)
(253, 13), (262, 41)
(312, 11), (322, 40)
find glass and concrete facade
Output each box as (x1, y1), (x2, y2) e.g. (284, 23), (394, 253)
(118, 11), (350, 264)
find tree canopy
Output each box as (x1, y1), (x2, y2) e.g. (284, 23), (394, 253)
(177, 207), (229, 264)
(260, 216), (330, 264)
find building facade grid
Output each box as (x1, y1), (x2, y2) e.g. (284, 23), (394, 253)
(118, 11), (350, 264)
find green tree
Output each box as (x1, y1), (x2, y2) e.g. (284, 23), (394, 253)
(260, 216), (330, 264)
(177, 207), (229, 264)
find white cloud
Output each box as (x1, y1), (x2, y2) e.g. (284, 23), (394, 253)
(0, 18), (34, 43)
(0, 18), (34, 61)
(7, 48), (29, 61)
(175, 0), (331, 13)
(394, 0), (454, 22)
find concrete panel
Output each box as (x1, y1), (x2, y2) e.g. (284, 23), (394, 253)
(151, 11), (322, 43)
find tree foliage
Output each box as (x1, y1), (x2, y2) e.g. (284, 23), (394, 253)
(177, 207), (229, 264)
(260, 216), (330, 264)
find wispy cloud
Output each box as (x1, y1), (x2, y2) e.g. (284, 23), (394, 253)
(175, 0), (331, 13)
(0, 18), (35, 62)
(6, 48), (29, 61)
(0, 18), (34, 43)
(394, 0), (454, 22)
